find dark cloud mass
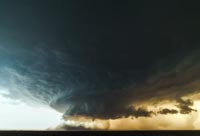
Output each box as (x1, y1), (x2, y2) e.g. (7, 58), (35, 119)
(158, 109), (178, 115)
(176, 99), (197, 114)
(0, 0), (200, 127)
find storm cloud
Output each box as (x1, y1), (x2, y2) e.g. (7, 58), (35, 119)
(176, 98), (197, 114)
(0, 42), (200, 121)
(158, 109), (178, 115)
(0, 0), (200, 130)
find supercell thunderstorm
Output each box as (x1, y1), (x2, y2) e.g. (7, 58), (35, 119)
(0, 0), (200, 130)
(1, 44), (200, 130)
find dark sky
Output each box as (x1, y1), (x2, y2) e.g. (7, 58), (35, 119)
(0, 0), (200, 121)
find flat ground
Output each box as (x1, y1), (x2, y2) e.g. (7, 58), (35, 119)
(0, 131), (200, 136)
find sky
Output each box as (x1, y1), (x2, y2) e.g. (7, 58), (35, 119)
(0, 87), (62, 130)
(0, 0), (200, 130)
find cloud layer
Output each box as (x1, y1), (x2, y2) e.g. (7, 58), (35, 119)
(0, 44), (200, 123)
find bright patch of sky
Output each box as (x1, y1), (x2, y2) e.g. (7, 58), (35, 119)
(0, 87), (62, 130)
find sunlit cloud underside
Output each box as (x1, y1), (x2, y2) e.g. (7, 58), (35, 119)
(1, 87), (200, 130)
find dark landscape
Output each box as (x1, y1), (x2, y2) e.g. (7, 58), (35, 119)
(0, 131), (200, 136)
